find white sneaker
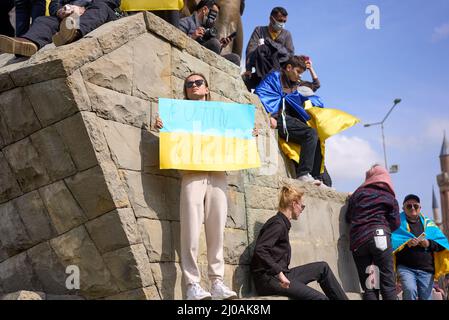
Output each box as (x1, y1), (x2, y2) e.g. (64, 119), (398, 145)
(210, 280), (238, 300)
(186, 282), (212, 300)
(297, 173), (322, 186)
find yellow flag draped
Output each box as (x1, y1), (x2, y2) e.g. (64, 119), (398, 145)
(279, 106), (359, 173)
(121, 0), (184, 11)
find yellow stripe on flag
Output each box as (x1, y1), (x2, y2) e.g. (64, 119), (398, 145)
(160, 132), (260, 171)
(278, 106), (359, 174)
(121, 0), (184, 11)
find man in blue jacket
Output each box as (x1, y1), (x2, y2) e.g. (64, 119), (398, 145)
(0, 0), (120, 57)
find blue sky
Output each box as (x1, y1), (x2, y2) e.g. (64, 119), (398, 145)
(241, 0), (449, 218)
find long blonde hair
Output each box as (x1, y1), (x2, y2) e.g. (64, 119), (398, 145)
(278, 184), (304, 211)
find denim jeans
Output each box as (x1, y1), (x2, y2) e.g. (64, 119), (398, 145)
(15, 0), (46, 36)
(397, 265), (434, 300)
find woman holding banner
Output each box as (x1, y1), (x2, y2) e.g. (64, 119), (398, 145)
(155, 73), (238, 300)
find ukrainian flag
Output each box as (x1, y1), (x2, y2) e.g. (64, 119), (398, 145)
(121, 0), (184, 11)
(279, 100), (360, 174)
(392, 212), (449, 279)
(159, 98), (260, 171)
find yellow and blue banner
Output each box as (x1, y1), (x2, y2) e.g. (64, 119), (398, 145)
(159, 98), (260, 171)
(121, 0), (184, 11)
(392, 212), (449, 278)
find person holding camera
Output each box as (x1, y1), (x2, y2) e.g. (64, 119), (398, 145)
(0, 0), (120, 57)
(178, 0), (240, 66)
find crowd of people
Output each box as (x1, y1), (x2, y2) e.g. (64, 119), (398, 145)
(1, 1), (448, 301)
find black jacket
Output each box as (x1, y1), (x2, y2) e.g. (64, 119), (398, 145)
(250, 212), (292, 276)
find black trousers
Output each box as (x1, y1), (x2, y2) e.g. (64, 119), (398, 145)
(277, 114), (320, 177)
(253, 262), (348, 300)
(22, 0), (119, 48)
(202, 37), (241, 66)
(0, 0), (15, 36)
(15, 0), (46, 36)
(352, 237), (397, 300)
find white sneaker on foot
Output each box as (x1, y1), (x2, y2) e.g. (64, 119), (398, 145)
(210, 280), (237, 300)
(186, 282), (212, 300)
(297, 173), (322, 186)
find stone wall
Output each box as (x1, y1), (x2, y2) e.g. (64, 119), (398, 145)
(0, 12), (360, 299)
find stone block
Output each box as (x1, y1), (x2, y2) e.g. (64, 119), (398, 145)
(39, 181), (87, 235)
(137, 218), (173, 262)
(246, 208), (274, 245)
(129, 33), (171, 101)
(10, 37), (103, 87)
(151, 262), (183, 300)
(0, 151), (22, 203)
(50, 226), (120, 299)
(102, 244), (154, 291)
(24, 70), (91, 127)
(171, 47), (210, 81)
(209, 67), (246, 103)
(144, 11), (189, 50)
(244, 185), (278, 210)
(86, 208), (142, 254)
(170, 76), (185, 100)
(226, 189), (247, 230)
(226, 171), (245, 192)
(122, 171), (180, 221)
(224, 228), (249, 265)
(224, 264), (251, 298)
(81, 44), (133, 95)
(86, 82), (151, 129)
(65, 166), (118, 220)
(102, 120), (144, 171)
(210, 91), (233, 103)
(54, 113), (98, 171)
(0, 73), (14, 94)
(302, 197), (335, 245)
(0, 252), (42, 293)
(85, 13), (147, 54)
(15, 191), (56, 243)
(171, 221), (181, 263)
(27, 241), (69, 294)
(3, 138), (51, 192)
(0, 201), (33, 256)
(30, 126), (77, 181)
(0, 87), (41, 145)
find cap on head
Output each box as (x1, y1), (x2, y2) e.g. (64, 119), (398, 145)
(403, 194), (420, 204)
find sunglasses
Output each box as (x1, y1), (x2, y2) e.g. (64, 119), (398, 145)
(186, 79), (205, 88)
(405, 204), (420, 210)
(294, 202), (305, 210)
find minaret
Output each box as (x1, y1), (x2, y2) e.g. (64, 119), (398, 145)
(432, 186), (442, 228)
(437, 132), (449, 237)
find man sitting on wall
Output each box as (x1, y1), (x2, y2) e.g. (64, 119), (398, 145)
(178, 0), (240, 66)
(0, 0), (120, 57)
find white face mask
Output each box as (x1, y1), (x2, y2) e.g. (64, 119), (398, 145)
(271, 17), (285, 31)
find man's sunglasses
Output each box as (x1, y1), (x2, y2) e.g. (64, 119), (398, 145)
(405, 204), (420, 210)
(186, 79), (205, 88)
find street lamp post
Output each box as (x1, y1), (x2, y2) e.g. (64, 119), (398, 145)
(364, 98), (402, 172)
